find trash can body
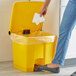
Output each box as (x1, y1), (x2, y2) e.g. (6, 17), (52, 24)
(9, 1), (57, 72)
(11, 32), (57, 72)
(13, 42), (44, 72)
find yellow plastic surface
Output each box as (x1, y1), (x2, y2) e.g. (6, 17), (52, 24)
(12, 32), (57, 72)
(10, 31), (56, 45)
(9, 1), (44, 34)
(9, 1), (57, 72)
(13, 43), (54, 72)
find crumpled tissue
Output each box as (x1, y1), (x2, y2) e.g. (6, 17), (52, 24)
(32, 13), (45, 25)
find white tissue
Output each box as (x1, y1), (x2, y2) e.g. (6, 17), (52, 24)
(32, 13), (45, 25)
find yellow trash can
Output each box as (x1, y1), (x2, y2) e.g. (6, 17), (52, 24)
(8, 1), (57, 72)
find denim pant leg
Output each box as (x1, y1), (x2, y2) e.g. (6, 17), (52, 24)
(52, 0), (76, 66)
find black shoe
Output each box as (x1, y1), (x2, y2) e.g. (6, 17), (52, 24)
(34, 65), (60, 73)
(70, 71), (76, 76)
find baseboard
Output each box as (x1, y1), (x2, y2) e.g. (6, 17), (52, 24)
(62, 58), (76, 67)
(0, 58), (76, 68)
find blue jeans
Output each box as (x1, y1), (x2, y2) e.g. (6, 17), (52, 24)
(52, 0), (76, 66)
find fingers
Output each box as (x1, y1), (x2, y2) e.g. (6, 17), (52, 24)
(43, 11), (46, 16)
(39, 7), (47, 17)
(39, 10), (43, 17)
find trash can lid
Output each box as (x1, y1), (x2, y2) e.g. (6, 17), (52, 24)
(9, 1), (44, 35)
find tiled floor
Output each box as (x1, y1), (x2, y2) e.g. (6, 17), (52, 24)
(0, 61), (76, 76)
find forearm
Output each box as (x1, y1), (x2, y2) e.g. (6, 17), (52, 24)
(43, 0), (51, 8)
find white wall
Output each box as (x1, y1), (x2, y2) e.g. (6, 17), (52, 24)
(0, 0), (28, 62)
(42, 0), (59, 36)
(30, 0), (45, 1)
(60, 0), (76, 59)
(0, 0), (75, 62)
(31, 0), (60, 36)
(0, 0), (60, 62)
(66, 26), (76, 59)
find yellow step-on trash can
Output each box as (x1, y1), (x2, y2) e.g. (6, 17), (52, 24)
(8, 1), (57, 72)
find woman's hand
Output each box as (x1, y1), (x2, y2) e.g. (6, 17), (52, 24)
(39, 6), (48, 17)
(39, 0), (51, 17)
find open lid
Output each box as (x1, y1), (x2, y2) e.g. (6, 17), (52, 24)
(9, 1), (44, 35)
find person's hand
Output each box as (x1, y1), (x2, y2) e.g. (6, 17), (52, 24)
(39, 6), (47, 17)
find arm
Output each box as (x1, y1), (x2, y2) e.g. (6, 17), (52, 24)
(43, 0), (51, 8)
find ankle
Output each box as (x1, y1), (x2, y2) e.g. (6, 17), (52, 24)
(47, 63), (60, 68)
